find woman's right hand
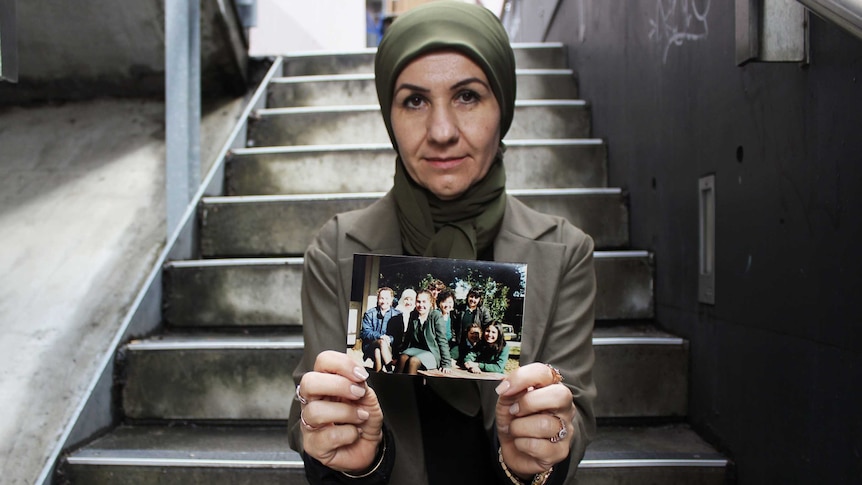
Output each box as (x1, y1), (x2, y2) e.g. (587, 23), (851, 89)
(297, 350), (384, 473)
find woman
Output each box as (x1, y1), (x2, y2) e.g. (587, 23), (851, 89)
(451, 287), (493, 351)
(290, 2), (596, 484)
(464, 322), (510, 375)
(395, 290), (452, 374)
(436, 289), (456, 344)
(453, 322), (482, 369)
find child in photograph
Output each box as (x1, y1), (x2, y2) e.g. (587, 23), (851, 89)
(436, 289), (456, 344)
(452, 322), (482, 369)
(464, 322), (510, 375)
(395, 290), (452, 374)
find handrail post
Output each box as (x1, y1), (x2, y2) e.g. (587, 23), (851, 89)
(165, 0), (201, 238)
(0, 0), (18, 82)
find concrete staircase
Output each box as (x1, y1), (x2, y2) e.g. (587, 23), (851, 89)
(60, 44), (730, 484)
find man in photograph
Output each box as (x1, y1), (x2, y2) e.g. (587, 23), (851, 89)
(359, 287), (400, 372)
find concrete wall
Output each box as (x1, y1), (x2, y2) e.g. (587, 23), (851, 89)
(0, 0), (247, 104)
(545, 1), (862, 483)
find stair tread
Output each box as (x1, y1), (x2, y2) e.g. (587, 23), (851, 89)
(68, 424), (724, 467)
(67, 425), (299, 465)
(585, 425), (726, 464)
(231, 138), (605, 154)
(129, 323), (680, 349)
(166, 250), (651, 267)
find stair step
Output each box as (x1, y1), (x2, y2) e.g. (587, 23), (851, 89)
(63, 424), (725, 484)
(281, 43), (568, 76)
(163, 251), (652, 327)
(226, 139), (608, 196)
(594, 251), (654, 320)
(592, 325), (687, 418)
(579, 425), (729, 485)
(121, 324), (681, 421)
(163, 258), (305, 327)
(122, 334), (303, 420)
(267, 69), (577, 107)
(198, 189), (628, 258)
(62, 425), (304, 484)
(247, 101), (591, 146)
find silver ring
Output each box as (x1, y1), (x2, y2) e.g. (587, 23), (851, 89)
(300, 409), (318, 431)
(549, 415), (568, 443)
(295, 385), (308, 405)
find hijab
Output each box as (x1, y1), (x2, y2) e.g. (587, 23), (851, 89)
(375, 1), (516, 259)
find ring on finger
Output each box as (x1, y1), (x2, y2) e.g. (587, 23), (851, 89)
(295, 385), (308, 405)
(549, 415), (568, 443)
(546, 363), (564, 385)
(300, 409), (319, 431)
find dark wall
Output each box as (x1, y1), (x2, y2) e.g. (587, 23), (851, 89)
(546, 1), (862, 483)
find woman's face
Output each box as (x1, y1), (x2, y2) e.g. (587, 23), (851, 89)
(439, 296), (454, 315)
(391, 50), (501, 201)
(484, 325), (499, 344)
(415, 293), (431, 317)
(467, 327), (481, 345)
(467, 294), (481, 309)
(400, 293), (415, 311)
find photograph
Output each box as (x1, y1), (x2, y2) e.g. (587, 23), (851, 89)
(345, 253), (527, 379)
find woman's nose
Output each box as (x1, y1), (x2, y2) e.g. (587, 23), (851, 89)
(427, 104), (459, 144)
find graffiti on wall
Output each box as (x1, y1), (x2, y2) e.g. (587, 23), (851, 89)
(648, 0), (711, 64)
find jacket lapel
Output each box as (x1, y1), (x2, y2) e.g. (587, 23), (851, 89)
(493, 197), (565, 365)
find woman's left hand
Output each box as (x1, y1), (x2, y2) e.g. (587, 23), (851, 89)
(495, 362), (575, 478)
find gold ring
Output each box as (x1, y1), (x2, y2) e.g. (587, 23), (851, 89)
(295, 385), (308, 405)
(549, 415), (568, 443)
(300, 409), (318, 431)
(546, 364), (564, 385)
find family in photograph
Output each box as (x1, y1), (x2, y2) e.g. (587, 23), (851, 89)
(358, 276), (510, 376)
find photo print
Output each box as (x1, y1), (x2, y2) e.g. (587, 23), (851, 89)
(346, 253), (527, 380)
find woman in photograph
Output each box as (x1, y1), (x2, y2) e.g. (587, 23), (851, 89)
(383, 288), (417, 370)
(436, 289), (456, 344)
(396, 290), (452, 374)
(464, 322), (510, 375)
(452, 322), (482, 369)
(290, 2), (597, 483)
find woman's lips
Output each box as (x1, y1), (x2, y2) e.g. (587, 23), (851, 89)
(425, 156), (466, 169)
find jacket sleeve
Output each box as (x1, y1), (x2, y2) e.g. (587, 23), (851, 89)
(540, 225), (597, 481)
(430, 311), (452, 368)
(288, 217), (395, 484)
(360, 309), (384, 341)
(478, 345), (509, 374)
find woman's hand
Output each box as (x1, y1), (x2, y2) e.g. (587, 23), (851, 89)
(494, 363), (575, 478)
(297, 350), (384, 473)
(464, 361), (481, 374)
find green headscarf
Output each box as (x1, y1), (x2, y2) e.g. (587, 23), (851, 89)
(375, 1), (516, 259)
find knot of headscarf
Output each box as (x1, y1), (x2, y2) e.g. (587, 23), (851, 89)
(393, 156), (507, 259)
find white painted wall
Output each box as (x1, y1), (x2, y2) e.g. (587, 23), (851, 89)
(249, 0), (368, 55)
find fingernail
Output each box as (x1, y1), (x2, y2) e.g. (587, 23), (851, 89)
(509, 402), (519, 415)
(495, 380), (510, 395)
(354, 367), (369, 380)
(357, 408), (370, 420)
(350, 384), (366, 397)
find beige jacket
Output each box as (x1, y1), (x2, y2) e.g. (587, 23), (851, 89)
(289, 191), (597, 484)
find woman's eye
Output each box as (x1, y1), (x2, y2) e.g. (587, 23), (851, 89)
(403, 95), (425, 109)
(457, 90), (479, 104)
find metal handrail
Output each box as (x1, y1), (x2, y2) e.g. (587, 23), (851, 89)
(798, 0), (862, 41)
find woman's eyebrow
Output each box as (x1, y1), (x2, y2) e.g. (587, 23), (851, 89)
(393, 82), (429, 94)
(451, 77), (489, 90)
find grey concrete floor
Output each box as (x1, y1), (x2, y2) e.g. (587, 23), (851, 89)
(0, 96), (246, 483)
